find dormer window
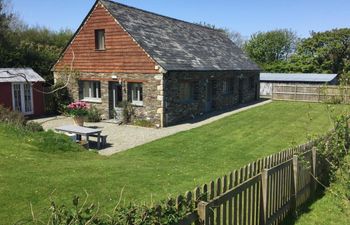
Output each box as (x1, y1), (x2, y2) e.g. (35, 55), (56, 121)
(95, 29), (105, 50)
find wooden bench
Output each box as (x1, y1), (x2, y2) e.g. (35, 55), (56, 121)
(89, 134), (108, 147)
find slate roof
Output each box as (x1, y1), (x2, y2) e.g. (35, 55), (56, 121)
(260, 73), (338, 83)
(0, 68), (45, 83)
(100, 0), (259, 71)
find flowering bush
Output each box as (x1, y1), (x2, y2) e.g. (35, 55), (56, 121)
(67, 101), (89, 117)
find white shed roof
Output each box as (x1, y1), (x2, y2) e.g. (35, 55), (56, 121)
(0, 68), (45, 83)
(260, 73), (338, 83)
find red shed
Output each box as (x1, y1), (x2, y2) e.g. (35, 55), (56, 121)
(0, 68), (45, 117)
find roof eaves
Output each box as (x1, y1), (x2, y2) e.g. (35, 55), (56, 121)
(51, 0), (101, 72)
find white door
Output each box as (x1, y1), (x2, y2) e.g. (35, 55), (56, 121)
(12, 83), (33, 115)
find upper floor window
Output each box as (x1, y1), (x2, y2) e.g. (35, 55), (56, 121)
(95, 29), (105, 50)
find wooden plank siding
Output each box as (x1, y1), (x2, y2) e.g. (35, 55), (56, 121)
(54, 3), (159, 74)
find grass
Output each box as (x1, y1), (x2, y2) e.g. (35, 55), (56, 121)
(0, 101), (349, 224)
(287, 157), (350, 225)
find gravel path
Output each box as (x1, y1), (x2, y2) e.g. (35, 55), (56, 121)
(33, 100), (271, 156)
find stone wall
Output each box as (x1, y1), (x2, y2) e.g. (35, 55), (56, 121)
(163, 70), (259, 126)
(54, 71), (164, 127)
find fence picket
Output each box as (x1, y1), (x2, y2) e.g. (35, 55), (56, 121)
(181, 141), (321, 225)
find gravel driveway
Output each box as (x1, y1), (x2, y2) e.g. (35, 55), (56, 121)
(33, 100), (271, 156)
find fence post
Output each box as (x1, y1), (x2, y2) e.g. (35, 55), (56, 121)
(198, 201), (209, 225)
(260, 169), (269, 225)
(291, 155), (299, 214)
(311, 148), (317, 192)
(294, 84), (297, 100)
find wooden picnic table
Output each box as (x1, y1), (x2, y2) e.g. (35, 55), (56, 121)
(55, 125), (103, 149)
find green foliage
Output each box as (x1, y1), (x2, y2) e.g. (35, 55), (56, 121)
(22, 194), (194, 225)
(295, 29), (350, 75)
(243, 29), (299, 65)
(120, 101), (134, 124)
(0, 104), (26, 127)
(25, 121), (44, 132)
(244, 27), (350, 82)
(87, 106), (102, 122)
(44, 82), (73, 114)
(0, 2), (73, 83)
(315, 113), (350, 184)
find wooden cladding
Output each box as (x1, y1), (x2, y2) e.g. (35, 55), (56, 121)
(54, 4), (158, 74)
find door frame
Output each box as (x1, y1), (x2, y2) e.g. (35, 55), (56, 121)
(11, 82), (34, 115)
(109, 82), (123, 118)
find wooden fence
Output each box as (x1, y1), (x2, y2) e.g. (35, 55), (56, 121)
(173, 140), (319, 225)
(271, 84), (350, 103)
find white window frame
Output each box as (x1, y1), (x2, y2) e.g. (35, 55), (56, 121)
(82, 81), (101, 102)
(129, 83), (143, 106)
(11, 82), (34, 115)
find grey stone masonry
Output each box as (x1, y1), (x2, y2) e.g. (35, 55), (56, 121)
(163, 70), (259, 126)
(54, 71), (164, 127)
(54, 70), (259, 127)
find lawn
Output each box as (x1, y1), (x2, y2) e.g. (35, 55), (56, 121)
(0, 101), (349, 224)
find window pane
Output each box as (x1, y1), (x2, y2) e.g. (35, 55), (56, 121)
(139, 86), (143, 101)
(83, 82), (89, 98)
(128, 83), (143, 105)
(82, 81), (101, 99)
(95, 30), (105, 50)
(23, 83), (32, 113)
(13, 84), (22, 111)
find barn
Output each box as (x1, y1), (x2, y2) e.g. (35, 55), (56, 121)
(53, 0), (260, 127)
(260, 73), (338, 98)
(0, 68), (45, 116)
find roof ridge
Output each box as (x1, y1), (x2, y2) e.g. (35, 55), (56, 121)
(99, 0), (223, 33)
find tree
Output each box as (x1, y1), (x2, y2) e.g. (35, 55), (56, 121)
(243, 29), (299, 66)
(294, 29), (350, 81)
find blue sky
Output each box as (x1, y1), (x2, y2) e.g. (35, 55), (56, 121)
(10, 0), (350, 38)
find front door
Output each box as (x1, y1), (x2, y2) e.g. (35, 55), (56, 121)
(109, 82), (123, 119)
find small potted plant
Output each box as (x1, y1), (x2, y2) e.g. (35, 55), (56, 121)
(67, 101), (89, 126)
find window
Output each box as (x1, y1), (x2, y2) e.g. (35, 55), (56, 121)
(179, 81), (195, 102)
(82, 81), (101, 101)
(95, 29), (105, 50)
(12, 83), (33, 115)
(128, 83), (143, 106)
(223, 78), (234, 95)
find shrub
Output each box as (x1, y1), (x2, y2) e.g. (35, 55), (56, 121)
(134, 119), (154, 128)
(118, 101), (134, 124)
(25, 121), (44, 132)
(87, 106), (102, 122)
(44, 83), (73, 114)
(22, 194), (195, 225)
(0, 105), (26, 127)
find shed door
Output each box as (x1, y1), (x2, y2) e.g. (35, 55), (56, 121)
(12, 83), (33, 115)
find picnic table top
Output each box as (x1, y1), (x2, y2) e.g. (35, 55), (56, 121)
(55, 125), (102, 135)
